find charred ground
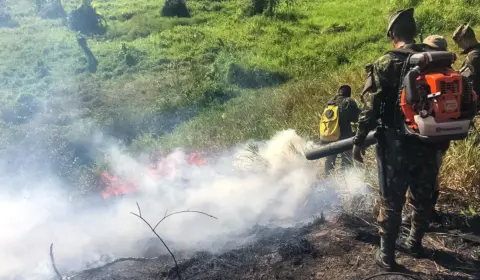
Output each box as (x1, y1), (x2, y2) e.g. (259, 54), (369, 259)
(68, 209), (480, 280)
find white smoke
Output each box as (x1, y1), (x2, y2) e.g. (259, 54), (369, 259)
(0, 129), (370, 280)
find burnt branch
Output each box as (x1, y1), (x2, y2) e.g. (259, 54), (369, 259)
(131, 204), (182, 280)
(49, 243), (62, 280)
(136, 201), (142, 217)
(131, 203), (217, 280)
(153, 210), (218, 231)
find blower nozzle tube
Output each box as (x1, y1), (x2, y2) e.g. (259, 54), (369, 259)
(305, 131), (377, 160)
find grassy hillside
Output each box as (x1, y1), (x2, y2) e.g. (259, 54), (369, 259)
(0, 0), (480, 202)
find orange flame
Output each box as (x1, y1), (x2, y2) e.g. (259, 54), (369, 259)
(100, 172), (139, 199)
(100, 151), (207, 199)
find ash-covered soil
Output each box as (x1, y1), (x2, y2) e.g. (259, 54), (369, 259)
(69, 212), (480, 280)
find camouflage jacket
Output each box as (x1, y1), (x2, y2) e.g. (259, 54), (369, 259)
(459, 44), (480, 96)
(324, 95), (360, 138)
(352, 44), (427, 146)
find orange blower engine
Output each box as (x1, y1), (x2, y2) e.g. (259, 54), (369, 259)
(399, 51), (478, 142)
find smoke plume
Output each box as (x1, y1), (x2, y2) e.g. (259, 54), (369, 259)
(0, 129), (369, 280)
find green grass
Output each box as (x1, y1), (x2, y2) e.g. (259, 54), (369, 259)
(1, 0), (480, 199)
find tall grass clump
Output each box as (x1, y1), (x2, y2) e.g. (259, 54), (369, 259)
(440, 128), (480, 203)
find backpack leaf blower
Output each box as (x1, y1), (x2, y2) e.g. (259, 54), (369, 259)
(398, 51), (477, 142)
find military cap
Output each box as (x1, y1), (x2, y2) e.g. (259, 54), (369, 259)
(453, 24), (475, 41)
(453, 24), (478, 53)
(386, 7), (415, 37)
(423, 35), (448, 50)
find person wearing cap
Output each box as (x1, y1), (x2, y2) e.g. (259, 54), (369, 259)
(423, 34), (448, 51)
(453, 24), (480, 109)
(352, 8), (438, 271)
(322, 85), (360, 175)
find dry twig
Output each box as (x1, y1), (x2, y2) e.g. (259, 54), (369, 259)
(153, 209), (218, 231)
(49, 243), (62, 280)
(131, 202), (217, 280)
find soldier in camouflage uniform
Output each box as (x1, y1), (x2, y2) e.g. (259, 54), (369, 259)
(402, 35), (449, 225)
(352, 8), (438, 271)
(453, 24), (480, 110)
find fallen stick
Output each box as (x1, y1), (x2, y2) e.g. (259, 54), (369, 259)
(131, 202), (217, 280)
(131, 211), (182, 280)
(153, 209), (217, 231)
(49, 243), (62, 280)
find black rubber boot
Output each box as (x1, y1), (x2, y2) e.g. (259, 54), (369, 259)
(401, 211), (412, 226)
(430, 209), (442, 225)
(396, 230), (426, 258)
(431, 190), (442, 224)
(396, 239), (425, 258)
(401, 203), (414, 226)
(375, 236), (400, 272)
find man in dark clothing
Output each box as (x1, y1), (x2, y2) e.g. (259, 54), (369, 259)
(322, 85), (360, 175)
(352, 8), (438, 271)
(453, 24), (480, 110)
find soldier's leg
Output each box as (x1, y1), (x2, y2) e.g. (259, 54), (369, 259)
(431, 180), (440, 221)
(324, 154), (336, 175)
(405, 147), (438, 253)
(375, 140), (409, 270)
(405, 149), (443, 226)
(432, 149), (445, 218)
(402, 188), (414, 225)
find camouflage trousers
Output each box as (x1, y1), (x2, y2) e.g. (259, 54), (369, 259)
(432, 149), (446, 208)
(376, 133), (439, 243)
(405, 148), (446, 215)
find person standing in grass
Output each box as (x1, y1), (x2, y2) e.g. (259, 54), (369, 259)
(319, 85), (360, 175)
(402, 35), (450, 226)
(423, 35), (450, 219)
(352, 8), (438, 271)
(453, 24), (480, 111)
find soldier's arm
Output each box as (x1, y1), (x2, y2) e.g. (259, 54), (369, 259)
(353, 55), (391, 146)
(461, 51), (480, 78)
(350, 99), (360, 123)
(467, 51), (480, 77)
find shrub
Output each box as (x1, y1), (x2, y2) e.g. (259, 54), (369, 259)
(226, 63), (289, 89)
(245, 0), (294, 17)
(68, 0), (106, 35)
(162, 0), (191, 18)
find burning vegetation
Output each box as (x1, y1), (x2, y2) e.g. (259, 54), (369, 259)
(100, 150), (207, 200)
